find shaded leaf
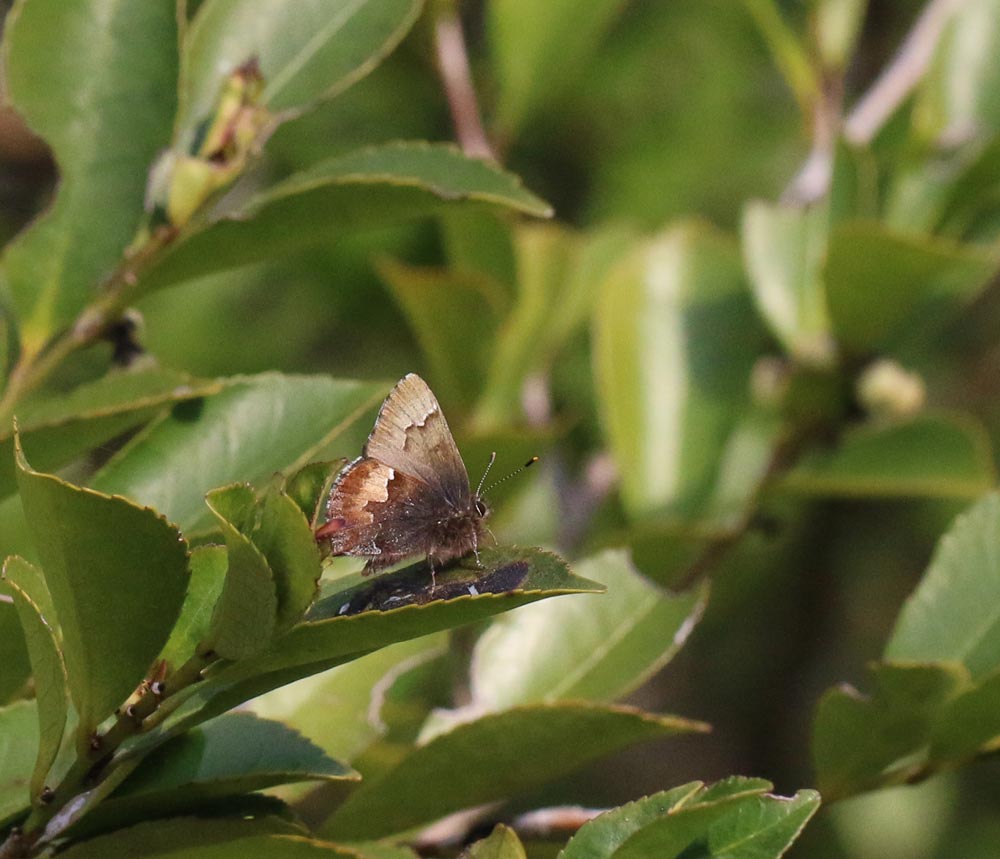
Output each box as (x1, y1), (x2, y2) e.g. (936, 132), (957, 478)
(284, 461), (340, 527)
(0, 583), (30, 703)
(1, 0), (177, 353)
(90, 374), (386, 532)
(324, 703), (709, 841)
(782, 413), (995, 500)
(467, 825), (527, 859)
(159, 545), (228, 673)
(16, 439), (190, 731)
(930, 667), (1000, 763)
(594, 221), (765, 520)
(886, 492), (1000, 678)
(0, 700), (37, 827)
(141, 143), (552, 293)
(2, 557), (68, 799)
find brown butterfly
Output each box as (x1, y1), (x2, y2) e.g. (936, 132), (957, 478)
(316, 374), (532, 580)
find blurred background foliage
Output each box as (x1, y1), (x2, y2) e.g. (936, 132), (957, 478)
(3, 0), (1000, 856)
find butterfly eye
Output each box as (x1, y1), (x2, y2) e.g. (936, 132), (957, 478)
(475, 499), (488, 517)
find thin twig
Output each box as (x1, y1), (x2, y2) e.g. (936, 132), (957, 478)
(432, 1), (496, 161)
(844, 0), (965, 145)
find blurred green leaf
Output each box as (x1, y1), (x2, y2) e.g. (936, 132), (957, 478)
(0, 700), (37, 827)
(612, 779), (820, 859)
(595, 221), (765, 520)
(15, 440), (190, 733)
(90, 374), (386, 532)
(824, 221), (999, 356)
(465, 549), (707, 711)
(467, 825), (527, 859)
(2, 557), (68, 799)
(887, 492), (1000, 677)
(324, 703), (709, 841)
(489, 0), (627, 137)
(741, 0), (818, 113)
(1, 0), (177, 354)
(178, 0), (422, 139)
(812, 662), (965, 800)
(251, 635), (447, 763)
(741, 200), (833, 366)
(142, 143), (552, 293)
(378, 260), (505, 413)
(0, 369), (220, 501)
(0, 583), (30, 703)
(204, 485), (277, 661)
(914, 0), (1000, 144)
(159, 546), (228, 673)
(929, 667), (1000, 763)
(782, 413), (996, 500)
(812, 0), (867, 72)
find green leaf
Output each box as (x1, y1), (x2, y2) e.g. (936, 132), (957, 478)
(284, 461), (340, 527)
(929, 667), (1000, 762)
(179, 0), (422, 138)
(204, 485), (277, 661)
(324, 703), (709, 841)
(812, 662), (966, 800)
(0, 700), (37, 827)
(741, 200), (832, 366)
(251, 635), (447, 763)
(2, 557), (68, 800)
(0, 584), (30, 703)
(559, 784), (703, 859)
(467, 825), (527, 859)
(886, 493), (1000, 678)
(159, 546), (228, 673)
(15, 439), (190, 732)
(612, 781), (820, 859)
(781, 413), (996, 500)
(466, 549), (707, 710)
(378, 260), (505, 413)
(0, 369), (220, 501)
(141, 143), (552, 293)
(594, 221), (765, 520)
(1, 0), (177, 353)
(824, 221), (999, 356)
(90, 374), (386, 532)
(489, 0), (627, 137)
(253, 488), (322, 632)
(138, 548), (602, 746)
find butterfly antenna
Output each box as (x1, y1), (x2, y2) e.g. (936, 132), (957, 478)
(483, 456), (539, 496)
(476, 451), (497, 498)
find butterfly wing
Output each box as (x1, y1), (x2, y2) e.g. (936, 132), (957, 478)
(362, 373), (472, 508)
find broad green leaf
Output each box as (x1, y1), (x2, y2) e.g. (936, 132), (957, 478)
(159, 545), (228, 672)
(613, 783), (820, 859)
(887, 493), (1000, 678)
(16, 440), (190, 732)
(178, 0), (422, 139)
(141, 143), (552, 293)
(142, 548), (603, 741)
(378, 260), (505, 413)
(0, 369), (220, 501)
(467, 825), (527, 859)
(324, 703), (709, 841)
(0, 584), (30, 703)
(489, 0), (627, 137)
(824, 221), (999, 355)
(812, 662), (966, 800)
(253, 488), (322, 631)
(251, 635), (447, 763)
(474, 223), (632, 431)
(2, 557), (68, 799)
(90, 374), (386, 532)
(559, 784), (702, 859)
(741, 200), (833, 366)
(914, 0), (1000, 143)
(781, 413), (995, 500)
(466, 549), (707, 710)
(594, 221), (765, 520)
(0, 700), (37, 826)
(204, 485), (277, 661)
(1, 0), (178, 353)
(930, 667), (1000, 762)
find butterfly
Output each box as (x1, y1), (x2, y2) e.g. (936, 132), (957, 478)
(317, 374), (516, 580)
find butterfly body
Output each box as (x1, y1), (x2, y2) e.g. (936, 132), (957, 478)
(317, 374), (487, 574)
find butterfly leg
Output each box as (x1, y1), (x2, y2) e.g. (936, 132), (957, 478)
(471, 528), (485, 569)
(426, 554), (437, 592)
